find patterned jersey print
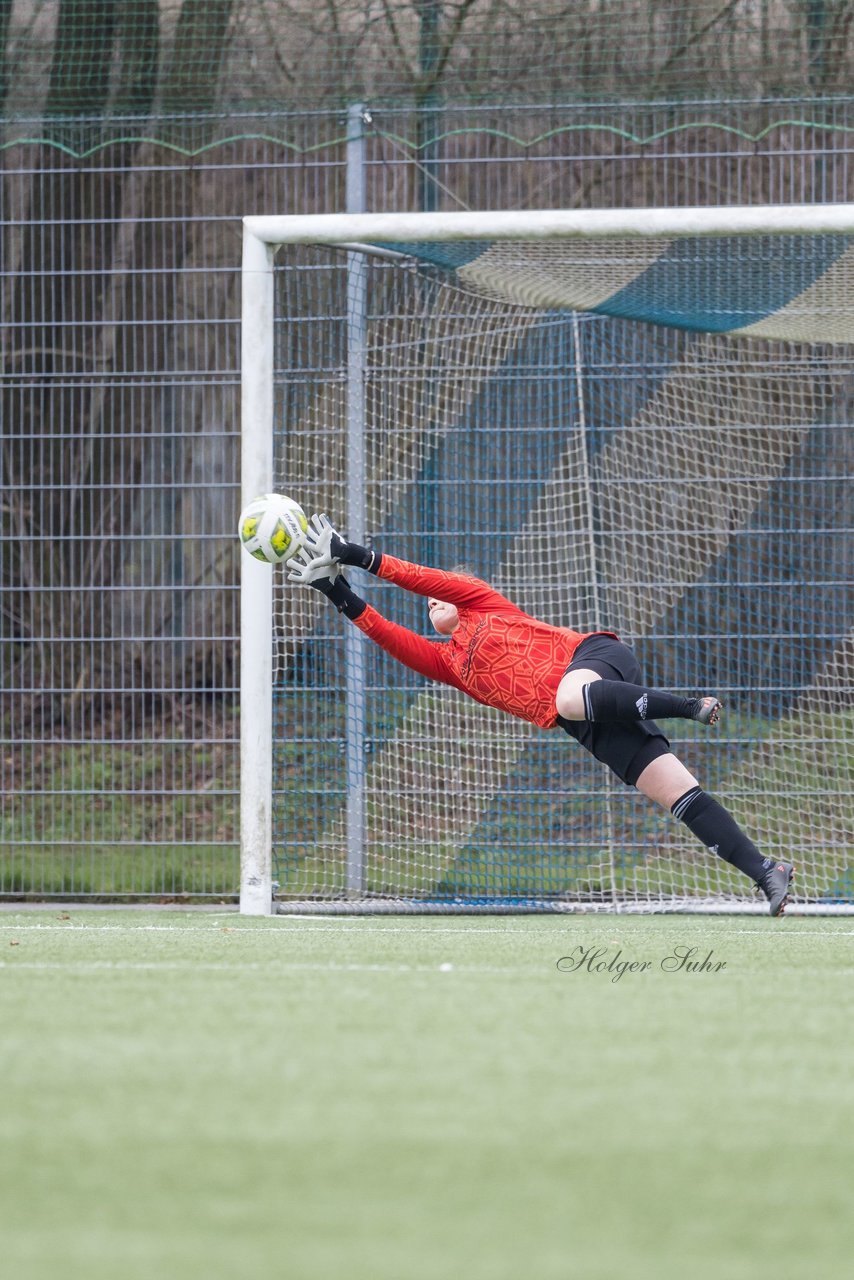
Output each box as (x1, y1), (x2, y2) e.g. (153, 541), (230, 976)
(353, 555), (616, 728)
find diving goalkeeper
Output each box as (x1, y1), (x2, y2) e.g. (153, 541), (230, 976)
(287, 514), (794, 916)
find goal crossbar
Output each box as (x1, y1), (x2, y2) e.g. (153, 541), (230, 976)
(244, 204), (854, 247)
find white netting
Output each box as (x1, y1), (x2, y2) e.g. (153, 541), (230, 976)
(268, 242), (854, 910)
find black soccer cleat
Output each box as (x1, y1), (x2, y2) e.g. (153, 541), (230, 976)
(691, 695), (722, 726)
(756, 860), (795, 917)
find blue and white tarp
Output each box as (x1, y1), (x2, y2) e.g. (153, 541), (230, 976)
(378, 235), (854, 343)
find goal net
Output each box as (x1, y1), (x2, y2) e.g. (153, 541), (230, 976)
(240, 209), (854, 915)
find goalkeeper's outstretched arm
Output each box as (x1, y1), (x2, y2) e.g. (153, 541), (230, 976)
(289, 513), (518, 615)
(286, 517), (467, 691)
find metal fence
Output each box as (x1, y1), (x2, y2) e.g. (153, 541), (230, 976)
(2, 99), (854, 898)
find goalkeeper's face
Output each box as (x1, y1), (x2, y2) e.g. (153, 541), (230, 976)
(428, 597), (459, 635)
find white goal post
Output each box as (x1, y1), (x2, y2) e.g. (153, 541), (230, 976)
(240, 204), (854, 916)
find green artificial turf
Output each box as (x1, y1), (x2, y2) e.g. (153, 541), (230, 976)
(0, 911), (851, 1280)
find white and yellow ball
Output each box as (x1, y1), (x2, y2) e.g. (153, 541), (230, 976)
(237, 493), (308, 565)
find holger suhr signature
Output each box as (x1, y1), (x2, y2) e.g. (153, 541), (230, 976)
(557, 945), (726, 983)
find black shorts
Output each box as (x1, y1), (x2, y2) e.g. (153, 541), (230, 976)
(556, 634), (671, 787)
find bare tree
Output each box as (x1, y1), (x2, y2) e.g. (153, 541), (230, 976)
(1, 0), (237, 734)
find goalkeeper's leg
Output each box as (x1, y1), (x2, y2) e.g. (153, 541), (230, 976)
(555, 638), (721, 726)
(556, 667), (721, 726)
(633, 752), (793, 915)
(558, 704), (771, 886)
(555, 636), (792, 914)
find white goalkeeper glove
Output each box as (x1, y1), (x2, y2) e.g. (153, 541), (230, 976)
(286, 541), (342, 586)
(285, 540), (367, 621)
(301, 512), (340, 567)
(298, 512), (383, 574)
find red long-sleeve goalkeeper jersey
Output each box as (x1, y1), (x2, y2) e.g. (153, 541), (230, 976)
(352, 555), (616, 729)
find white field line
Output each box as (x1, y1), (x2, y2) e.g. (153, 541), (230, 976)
(0, 960), (511, 975)
(0, 921), (852, 937)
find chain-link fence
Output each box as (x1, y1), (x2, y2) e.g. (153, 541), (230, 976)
(2, 97), (854, 897)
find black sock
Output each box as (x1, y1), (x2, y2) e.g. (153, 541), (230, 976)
(671, 786), (772, 882)
(584, 679), (695, 723)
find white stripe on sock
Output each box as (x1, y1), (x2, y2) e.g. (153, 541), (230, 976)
(672, 786), (702, 820)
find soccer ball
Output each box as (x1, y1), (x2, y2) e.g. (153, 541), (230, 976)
(237, 493), (308, 565)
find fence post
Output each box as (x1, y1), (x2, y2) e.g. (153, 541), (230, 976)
(345, 103), (368, 894)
